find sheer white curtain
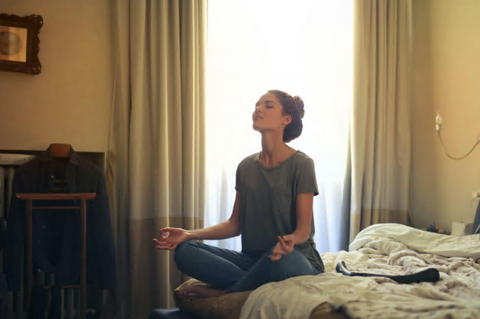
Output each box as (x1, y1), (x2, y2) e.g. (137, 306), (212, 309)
(204, 0), (353, 253)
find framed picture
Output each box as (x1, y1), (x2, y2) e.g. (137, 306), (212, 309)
(0, 14), (43, 75)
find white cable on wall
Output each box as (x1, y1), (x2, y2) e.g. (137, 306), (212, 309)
(435, 112), (480, 160)
(436, 112), (480, 234)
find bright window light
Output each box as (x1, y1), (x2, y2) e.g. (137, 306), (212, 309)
(205, 0), (353, 253)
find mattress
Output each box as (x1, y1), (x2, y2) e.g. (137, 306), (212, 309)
(173, 223), (480, 319)
(174, 280), (347, 319)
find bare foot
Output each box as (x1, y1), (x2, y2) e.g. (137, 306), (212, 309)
(185, 285), (225, 300)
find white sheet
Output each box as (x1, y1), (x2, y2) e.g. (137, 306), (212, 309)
(239, 223), (480, 319)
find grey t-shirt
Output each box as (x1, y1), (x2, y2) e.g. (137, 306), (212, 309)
(235, 151), (324, 271)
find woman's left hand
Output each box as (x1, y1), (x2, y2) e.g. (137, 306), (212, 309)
(269, 234), (295, 261)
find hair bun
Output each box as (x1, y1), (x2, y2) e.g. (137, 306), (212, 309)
(292, 96), (305, 119)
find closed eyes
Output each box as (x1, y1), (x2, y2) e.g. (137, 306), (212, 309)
(255, 103), (274, 109)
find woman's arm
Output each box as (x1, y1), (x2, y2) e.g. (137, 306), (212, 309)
(290, 193), (314, 244)
(269, 193), (314, 260)
(154, 192), (242, 250)
(188, 191), (242, 240)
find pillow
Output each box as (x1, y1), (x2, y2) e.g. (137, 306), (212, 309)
(174, 279), (252, 319)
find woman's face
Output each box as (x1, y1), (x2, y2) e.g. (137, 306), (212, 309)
(252, 92), (291, 133)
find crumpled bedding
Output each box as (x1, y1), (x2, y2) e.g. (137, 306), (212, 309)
(239, 223), (480, 319)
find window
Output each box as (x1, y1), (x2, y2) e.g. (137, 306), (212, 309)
(205, 0), (353, 252)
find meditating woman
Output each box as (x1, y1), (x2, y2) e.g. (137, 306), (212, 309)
(153, 89), (324, 299)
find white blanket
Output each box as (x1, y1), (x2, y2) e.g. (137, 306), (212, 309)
(239, 223), (480, 319)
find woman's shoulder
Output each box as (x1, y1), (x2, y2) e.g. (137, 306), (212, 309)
(292, 150), (315, 164)
(289, 151), (316, 172)
(237, 152), (260, 167)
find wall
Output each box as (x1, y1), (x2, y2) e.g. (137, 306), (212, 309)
(2, 0), (479, 232)
(0, 0), (112, 153)
(412, 0), (480, 232)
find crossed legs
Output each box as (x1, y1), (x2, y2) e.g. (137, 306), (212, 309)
(174, 241), (321, 298)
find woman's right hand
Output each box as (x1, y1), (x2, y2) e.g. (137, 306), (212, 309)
(152, 227), (190, 251)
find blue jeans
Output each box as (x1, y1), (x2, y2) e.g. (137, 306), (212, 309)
(174, 241), (322, 293)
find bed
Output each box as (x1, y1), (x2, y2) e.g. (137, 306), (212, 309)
(153, 223), (480, 319)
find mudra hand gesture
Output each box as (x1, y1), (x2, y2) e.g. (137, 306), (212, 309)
(269, 234), (295, 261)
(152, 227), (189, 251)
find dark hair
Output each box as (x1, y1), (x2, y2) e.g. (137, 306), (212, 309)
(268, 89), (305, 142)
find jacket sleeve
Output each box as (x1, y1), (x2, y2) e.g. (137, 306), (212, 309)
(5, 173), (25, 291)
(89, 171), (116, 289)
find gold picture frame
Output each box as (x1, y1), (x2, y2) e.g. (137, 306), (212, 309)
(0, 14), (43, 75)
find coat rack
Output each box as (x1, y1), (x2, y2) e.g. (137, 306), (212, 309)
(17, 192), (96, 319)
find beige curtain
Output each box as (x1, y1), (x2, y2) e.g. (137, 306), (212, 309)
(107, 1), (206, 318)
(350, 0), (412, 242)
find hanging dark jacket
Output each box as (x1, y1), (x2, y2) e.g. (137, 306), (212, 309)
(5, 146), (116, 291)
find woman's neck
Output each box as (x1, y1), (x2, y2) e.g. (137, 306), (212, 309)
(260, 132), (295, 168)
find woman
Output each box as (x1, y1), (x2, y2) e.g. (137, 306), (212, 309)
(153, 89), (324, 299)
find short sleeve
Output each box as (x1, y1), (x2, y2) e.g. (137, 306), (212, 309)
(296, 158), (319, 196)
